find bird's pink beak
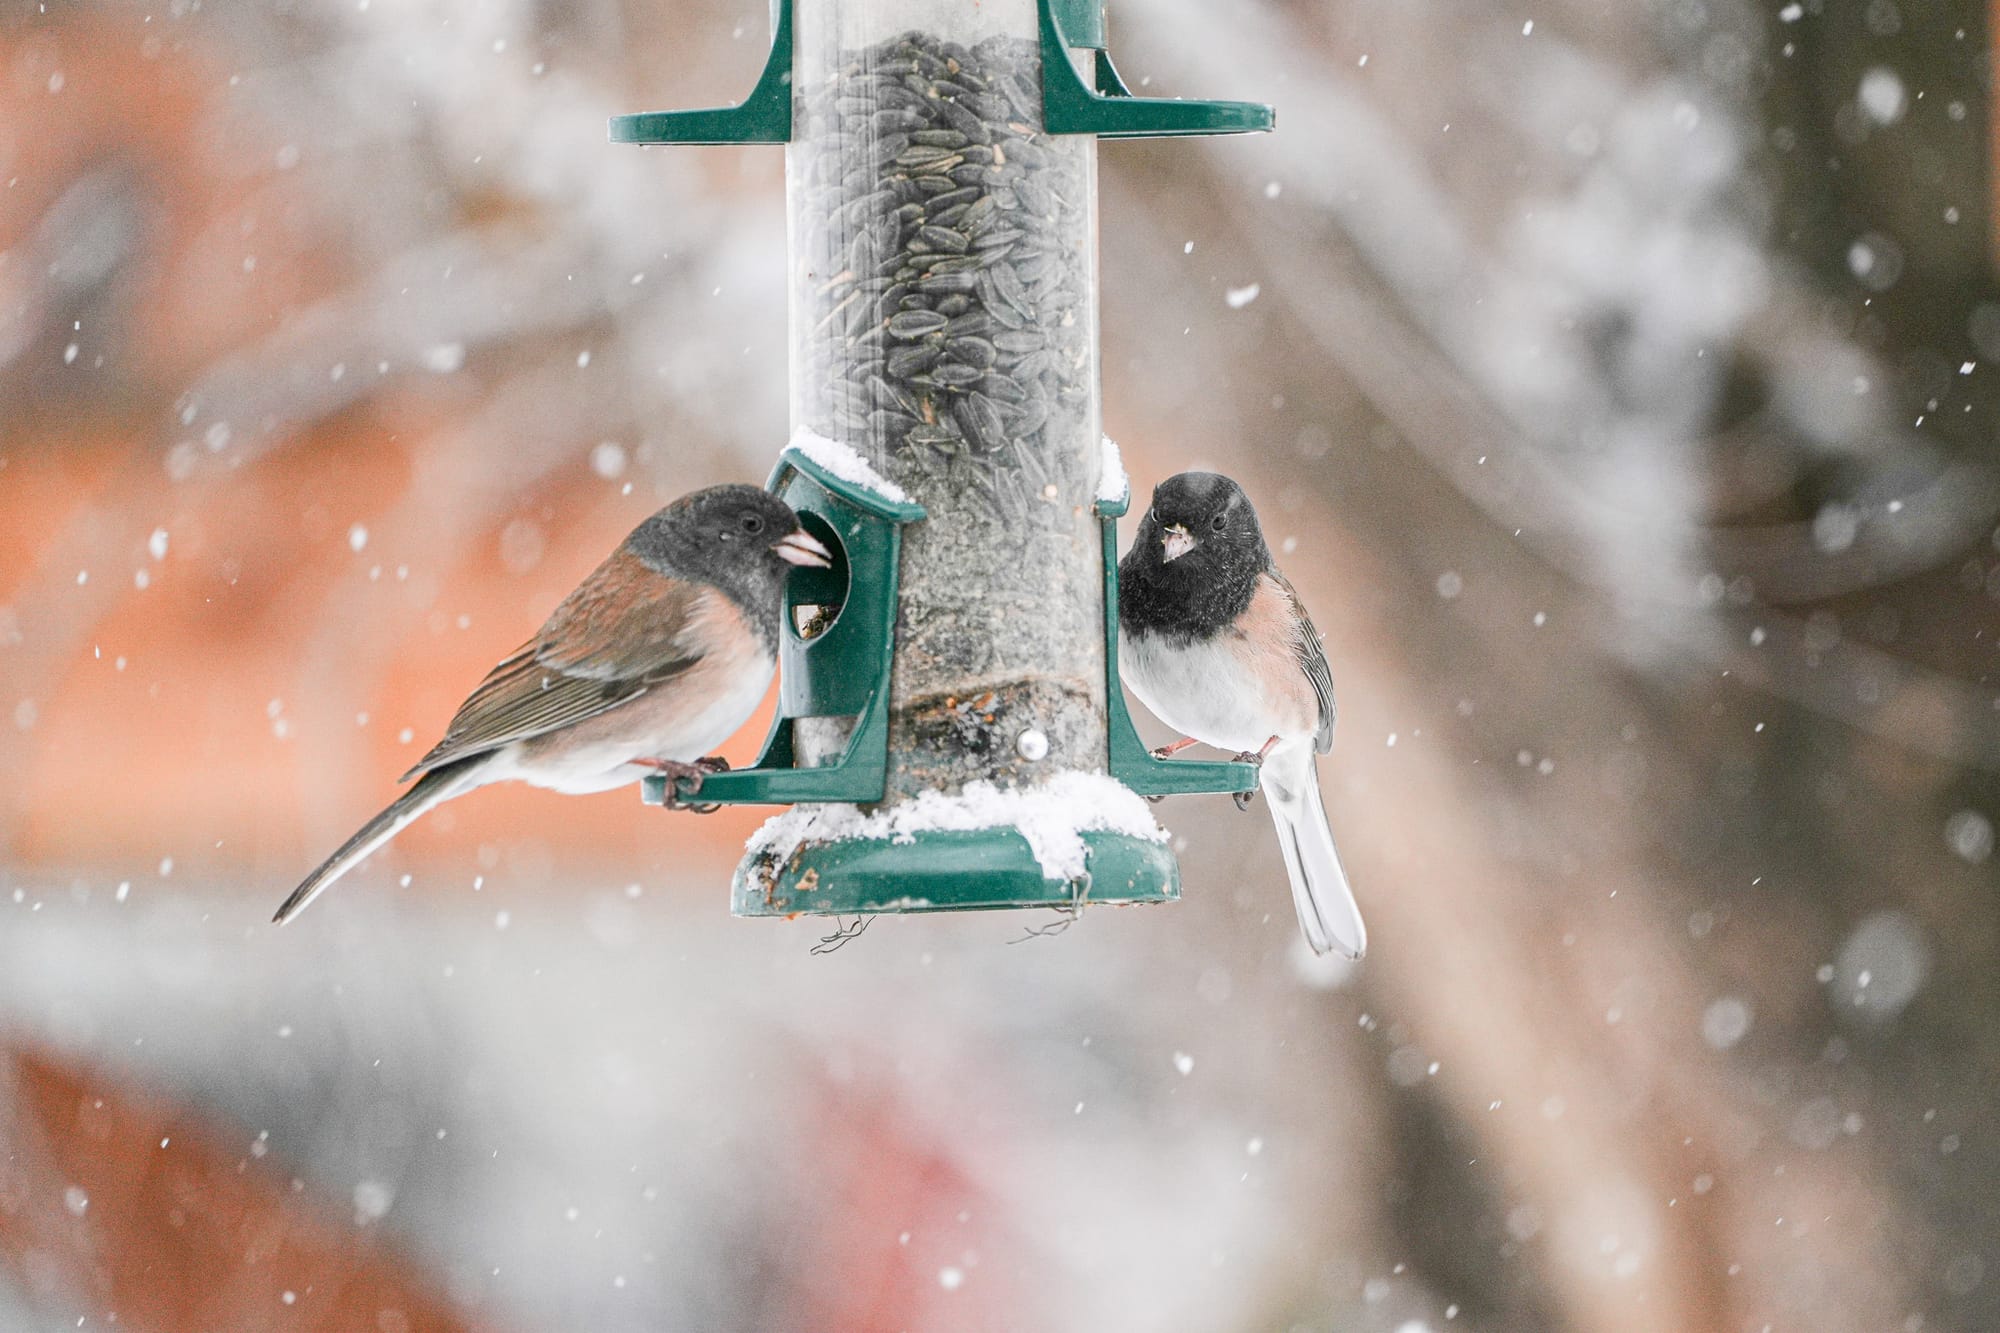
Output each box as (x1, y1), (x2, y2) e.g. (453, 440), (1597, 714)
(775, 527), (834, 568)
(1161, 524), (1195, 563)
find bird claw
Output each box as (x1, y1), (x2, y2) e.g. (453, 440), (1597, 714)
(1227, 750), (1262, 810)
(643, 758), (725, 813)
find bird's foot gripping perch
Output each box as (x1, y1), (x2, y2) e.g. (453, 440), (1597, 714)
(641, 756), (731, 813)
(1227, 737), (1281, 810)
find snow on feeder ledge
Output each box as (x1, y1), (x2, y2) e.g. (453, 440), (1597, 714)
(614, 0), (1272, 917)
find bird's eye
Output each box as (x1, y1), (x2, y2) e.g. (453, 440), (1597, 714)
(741, 514), (765, 535)
(1210, 513), (1227, 533)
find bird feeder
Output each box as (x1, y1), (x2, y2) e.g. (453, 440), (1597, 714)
(615, 0), (1270, 917)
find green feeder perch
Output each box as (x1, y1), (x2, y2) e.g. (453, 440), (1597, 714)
(617, 0), (1272, 918)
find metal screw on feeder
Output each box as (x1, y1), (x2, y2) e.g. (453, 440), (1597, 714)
(612, 0), (1273, 918)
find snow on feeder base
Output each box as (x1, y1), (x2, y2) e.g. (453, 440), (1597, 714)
(735, 771), (1176, 915)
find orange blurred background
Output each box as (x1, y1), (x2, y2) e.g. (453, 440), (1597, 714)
(4, 1), (2000, 1330)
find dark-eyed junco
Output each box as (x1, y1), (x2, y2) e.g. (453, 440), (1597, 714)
(272, 485), (831, 924)
(1117, 472), (1366, 959)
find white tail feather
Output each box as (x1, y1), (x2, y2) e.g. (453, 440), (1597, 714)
(1260, 749), (1366, 959)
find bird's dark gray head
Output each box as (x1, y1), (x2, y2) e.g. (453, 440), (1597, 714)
(1119, 472), (1271, 639)
(626, 485), (831, 629)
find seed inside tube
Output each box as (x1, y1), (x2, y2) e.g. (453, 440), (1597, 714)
(795, 31), (1091, 510)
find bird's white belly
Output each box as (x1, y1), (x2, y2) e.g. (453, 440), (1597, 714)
(496, 650), (775, 795)
(1121, 629), (1277, 754)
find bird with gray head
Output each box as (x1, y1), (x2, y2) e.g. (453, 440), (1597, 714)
(1118, 471), (1366, 958)
(272, 484), (831, 925)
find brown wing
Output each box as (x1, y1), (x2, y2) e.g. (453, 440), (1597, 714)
(400, 550), (707, 779)
(1272, 571), (1337, 753)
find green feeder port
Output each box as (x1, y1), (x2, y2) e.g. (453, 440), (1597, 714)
(620, 0), (1272, 920)
(640, 446), (923, 810)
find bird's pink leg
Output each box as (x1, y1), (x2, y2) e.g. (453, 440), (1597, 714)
(631, 756), (732, 776)
(1229, 735), (1282, 764)
(1149, 736), (1202, 761)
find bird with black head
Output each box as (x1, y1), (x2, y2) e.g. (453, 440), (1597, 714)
(1118, 471), (1366, 959)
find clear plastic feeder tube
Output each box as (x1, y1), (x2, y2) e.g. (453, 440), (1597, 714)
(786, 0), (1107, 799)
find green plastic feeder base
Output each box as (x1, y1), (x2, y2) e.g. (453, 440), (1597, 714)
(731, 827), (1179, 917)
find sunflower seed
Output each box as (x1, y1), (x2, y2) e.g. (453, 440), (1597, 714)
(1013, 349), (1060, 380)
(947, 336), (997, 369)
(1004, 395), (1048, 435)
(991, 263), (1032, 316)
(867, 375), (916, 413)
(896, 144), (961, 168)
(868, 408), (919, 436)
(1017, 253), (1059, 286)
(984, 297), (1027, 330)
(887, 343), (942, 376)
(866, 135), (912, 169)
(907, 423), (960, 448)
(937, 99), (990, 142)
(887, 309), (949, 338)
(955, 393), (1008, 451)
(1012, 176), (1054, 216)
(917, 270), (981, 294)
(917, 225), (970, 254)
(979, 371), (1027, 403)
(997, 137), (1047, 169)
(926, 186), (983, 213)
(931, 362), (985, 388)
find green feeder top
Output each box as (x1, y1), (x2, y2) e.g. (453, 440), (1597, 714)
(608, 0), (1275, 146)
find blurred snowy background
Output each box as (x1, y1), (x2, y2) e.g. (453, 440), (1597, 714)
(1, 0), (1997, 1329)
